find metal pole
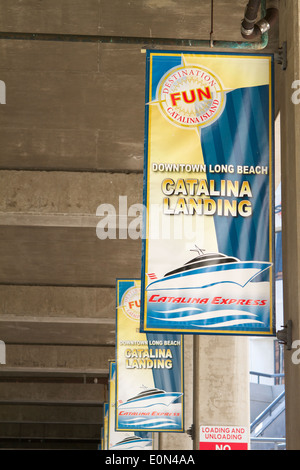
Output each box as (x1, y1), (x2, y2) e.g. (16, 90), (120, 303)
(278, 0), (300, 450)
(193, 336), (200, 450)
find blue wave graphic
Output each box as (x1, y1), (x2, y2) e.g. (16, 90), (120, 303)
(118, 415), (182, 430)
(151, 308), (263, 327)
(147, 294), (271, 331)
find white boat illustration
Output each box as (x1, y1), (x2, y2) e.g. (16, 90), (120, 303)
(118, 387), (182, 409)
(146, 246), (272, 292)
(111, 436), (152, 450)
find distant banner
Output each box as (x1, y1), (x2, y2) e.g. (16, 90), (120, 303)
(116, 280), (184, 432)
(141, 51), (275, 336)
(103, 402), (108, 450)
(108, 361), (153, 450)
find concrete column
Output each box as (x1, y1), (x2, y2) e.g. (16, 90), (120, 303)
(278, 0), (300, 451)
(158, 335), (193, 450)
(159, 334), (249, 451)
(193, 336), (250, 450)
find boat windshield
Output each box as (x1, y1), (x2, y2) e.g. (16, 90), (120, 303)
(118, 437), (141, 443)
(164, 253), (240, 278)
(126, 388), (164, 402)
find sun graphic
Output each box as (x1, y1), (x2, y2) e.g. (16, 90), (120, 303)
(149, 58), (226, 133)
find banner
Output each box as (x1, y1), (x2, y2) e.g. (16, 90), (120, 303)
(141, 51), (275, 336)
(103, 402), (108, 450)
(108, 361), (153, 450)
(116, 279), (184, 432)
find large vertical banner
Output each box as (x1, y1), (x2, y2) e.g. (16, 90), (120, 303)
(116, 279), (184, 432)
(141, 51), (275, 336)
(108, 361), (153, 450)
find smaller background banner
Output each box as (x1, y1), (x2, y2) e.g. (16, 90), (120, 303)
(116, 279), (184, 432)
(108, 361), (153, 450)
(103, 402), (108, 450)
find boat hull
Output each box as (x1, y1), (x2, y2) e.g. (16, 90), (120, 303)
(144, 262), (272, 332)
(111, 438), (152, 450)
(146, 262), (272, 292)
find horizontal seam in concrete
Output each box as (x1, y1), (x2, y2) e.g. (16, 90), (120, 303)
(0, 283), (117, 288)
(0, 367), (109, 375)
(0, 316), (115, 324)
(4, 342), (115, 347)
(0, 421), (102, 425)
(0, 213), (140, 228)
(0, 167), (143, 174)
(0, 31), (212, 47)
(0, 401), (103, 407)
(0, 435), (101, 440)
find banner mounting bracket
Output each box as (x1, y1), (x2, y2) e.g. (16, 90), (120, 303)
(274, 41), (287, 70)
(186, 424), (195, 441)
(276, 319), (292, 350)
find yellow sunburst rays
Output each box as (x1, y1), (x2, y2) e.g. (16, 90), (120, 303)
(147, 53), (229, 142)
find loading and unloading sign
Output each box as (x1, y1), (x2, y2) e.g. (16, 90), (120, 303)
(199, 425), (248, 450)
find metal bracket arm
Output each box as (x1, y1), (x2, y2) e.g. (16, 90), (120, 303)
(276, 319), (292, 350)
(186, 424), (195, 441)
(274, 42), (287, 70)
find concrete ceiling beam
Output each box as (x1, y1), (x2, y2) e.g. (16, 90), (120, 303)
(0, 316), (116, 346)
(2, 344), (114, 370)
(0, 403), (103, 424)
(0, 382), (106, 405)
(0, 285), (116, 319)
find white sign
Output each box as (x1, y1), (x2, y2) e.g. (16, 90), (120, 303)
(0, 340), (6, 364)
(199, 425), (248, 450)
